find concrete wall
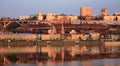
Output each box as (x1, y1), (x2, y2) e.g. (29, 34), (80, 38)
(71, 33), (100, 40)
(71, 34), (89, 40)
(0, 34), (37, 40)
(71, 34), (81, 40)
(41, 34), (50, 40)
(0, 34), (61, 40)
(41, 34), (61, 40)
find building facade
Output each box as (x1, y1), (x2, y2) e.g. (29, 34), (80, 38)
(80, 6), (92, 17)
(117, 16), (120, 21)
(38, 12), (78, 22)
(113, 12), (120, 16)
(38, 12), (44, 20)
(103, 16), (120, 21)
(19, 16), (30, 20)
(100, 8), (108, 16)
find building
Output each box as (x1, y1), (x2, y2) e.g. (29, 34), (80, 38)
(117, 16), (120, 21)
(113, 12), (120, 16)
(67, 16), (78, 21)
(103, 16), (116, 21)
(45, 13), (78, 22)
(100, 8), (108, 16)
(19, 16), (30, 20)
(80, 6), (92, 17)
(15, 22), (52, 34)
(38, 11), (79, 22)
(57, 15), (78, 22)
(103, 16), (120, 21)
(46, 13), (58, 21)
(38, 12), (44, 21)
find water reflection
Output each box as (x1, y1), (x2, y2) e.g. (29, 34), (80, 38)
(1, 42), (120, 65)
(6, 59), (120, 66)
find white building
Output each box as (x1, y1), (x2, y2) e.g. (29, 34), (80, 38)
(19, 16), (30, 20)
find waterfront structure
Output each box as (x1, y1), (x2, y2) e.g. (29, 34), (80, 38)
(0, 34), (37, 40)
(15, 22), (52, 34)
(71, 33), (100, 40)
(80, 6), (92, 17)
(100, 8), (108, 16)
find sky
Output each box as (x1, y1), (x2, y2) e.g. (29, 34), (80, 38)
(0, 0), (120, 18)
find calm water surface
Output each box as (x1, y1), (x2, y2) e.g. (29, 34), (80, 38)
(6, 59), (120, 66)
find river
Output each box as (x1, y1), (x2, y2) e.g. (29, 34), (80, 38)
(4, 59), (120, 66)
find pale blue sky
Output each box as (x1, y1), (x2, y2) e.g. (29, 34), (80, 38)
(0, 0), (120, 18)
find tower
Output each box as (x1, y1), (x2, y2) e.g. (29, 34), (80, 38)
(80, 6), (92, 17)
(100, 8), (108, 16)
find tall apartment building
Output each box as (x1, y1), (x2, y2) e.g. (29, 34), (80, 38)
(100, 8), (108, 16)
(80, 6), (92, 17)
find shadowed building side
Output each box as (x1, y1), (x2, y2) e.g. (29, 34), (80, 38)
(15, 22), (52, 34)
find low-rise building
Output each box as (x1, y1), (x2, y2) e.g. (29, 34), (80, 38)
(19, 16), (30, 20)
(113, 12), (120, 16)
(103, 16), (116, 21)
(57, 15), (78, 22)
(41, 34), (61, 40)
(38, 12), (78, 22)
(46, 13), (57, 21)
(117, 16), (120, 21)
(67, 16), (78, 21)
(38, 16), (44, 21)
(103, 16), (120, 21)
(100, 8), (108, 16)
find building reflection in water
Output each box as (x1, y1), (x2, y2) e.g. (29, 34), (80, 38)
(6, 59), (120, 66)
(82, 61), (92, 66)
(37, 59), (120, 66)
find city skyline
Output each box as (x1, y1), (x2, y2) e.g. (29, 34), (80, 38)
(0, 0), (120, 18)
